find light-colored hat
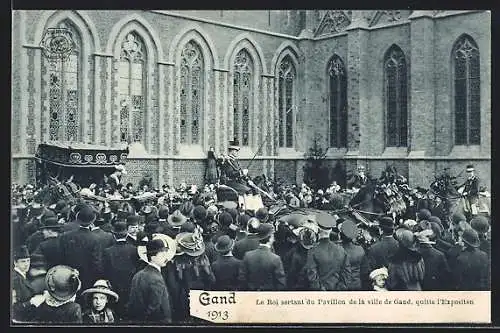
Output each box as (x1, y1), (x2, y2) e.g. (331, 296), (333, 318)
(81, 280), (119, 303)
(369, 267), (389, 281)
(137, 233), (177, 263)
(115, 164), (127, 175)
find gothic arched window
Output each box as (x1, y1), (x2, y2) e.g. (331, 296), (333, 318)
(233, 49), (253, 147)
(118, 32), (146, 143)
(278, 56), (296, 148)
(328, 55), (347, 148)
(384, 45), (408, 147)
(453, 35), (480, 145)
(180, 41), (204, 145)
(48, 21), (81, 142)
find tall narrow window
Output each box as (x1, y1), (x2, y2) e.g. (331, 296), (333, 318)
(118, 32), (145, 143)
(233, 49), (253, 147)
(328, 55), (347, 148)
(453, 35), (480, 145)
(180, 41), (203, 145)
(278, 56), (296, 148)
(384, 45), (408, 147)
(48, 21), (81, 142)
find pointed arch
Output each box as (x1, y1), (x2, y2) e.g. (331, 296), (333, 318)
(168, 24), (218, 67)
(172, 27), (216, 152)
(383, 44), (408, 147)
(451, 33), (481, 146)
(34, 10), (99, 52)
(106, 13), (163, 61)
(224, 33), (267, 73)
(271, 41), (301, 76)
(326, 54), (347, 148)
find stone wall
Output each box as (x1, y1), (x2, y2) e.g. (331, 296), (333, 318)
(11, 10), (491, 190)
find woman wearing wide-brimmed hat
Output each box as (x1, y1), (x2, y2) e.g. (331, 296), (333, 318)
(33, 265), (83, 323)
(81, 280), (119, 324)
(386, 229), (425, 291)
(172, 228), (215, 322)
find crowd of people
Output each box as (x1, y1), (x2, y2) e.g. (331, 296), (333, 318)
(11, 141), (491, 324)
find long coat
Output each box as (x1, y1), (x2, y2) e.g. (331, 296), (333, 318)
(103, 240), (140, 319)
(342, 241), (365, 290)
(26, 230), (45, 254)
(127, 265), (172, 323)
(34, 237), (62, 269)
(239, 245), (286, 291)
(452, 248), (490, 291)
(211, 255), (242, 291)
(12, 270), (35, 322)
(282, 243), (309, 290)
(59, 227), (104, 290)
(418, 244), (451, 291)
(304, 238), (351, 291)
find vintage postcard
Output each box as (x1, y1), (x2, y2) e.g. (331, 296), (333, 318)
(11, 9), (491, 325)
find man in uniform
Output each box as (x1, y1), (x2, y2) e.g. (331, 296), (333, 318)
(457, 164), (480, 219)
(348, 165), (369, 190)
(218, 139), (253, 195)
(303, 213), (351, 291)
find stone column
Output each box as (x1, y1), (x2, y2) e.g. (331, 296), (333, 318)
(345, 11), (369, 159)
(408, 11), (436, 186)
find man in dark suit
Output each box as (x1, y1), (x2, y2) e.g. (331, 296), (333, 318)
(125, 215), (141, 246)
(304, 215), (351, 291)
(92, 217), (116, 250)
(239, 222), (286, 291)
(360, 217), (399, 290)
(127, 238), (175, 323)
(233, 218), (260, 260)
(452, 228), (489, 291)
(59, 204), (103, 290)
(12, 246), (45, 322)
(470, 216), (491, 260)
(211, 235), (242, 290)
(415, 229), (451, 291)
(340, 220), (365, 290)
(33, 215), (63, 269)
(102, 222), (140, 320)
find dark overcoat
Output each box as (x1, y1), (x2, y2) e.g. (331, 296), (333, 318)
(233, 236), (259, 260)
(452, 248), (490, 291)
(211, 255), (242, 291)
(239, 245), (286, 291)
(127, 265), (172, 323)
(418, 244), (451, 291)
(304, 238), (351, 291)
(59, 227), (104, 290)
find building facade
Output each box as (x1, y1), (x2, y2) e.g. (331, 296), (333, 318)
(11, 10), (491, 189)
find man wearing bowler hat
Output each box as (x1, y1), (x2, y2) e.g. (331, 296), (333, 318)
(239, 221), (286, 291)
(102, 221), (140, 320)
(127, 237), (176, 323)
(304, 213), (351, 291)
(211, 235), (242, 291)
(361, 216), (399, 290)
(59, 204), (104, 290)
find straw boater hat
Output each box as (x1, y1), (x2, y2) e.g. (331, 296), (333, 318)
(137, 233), (177, 263)
(81, 280), (119, 303)
(369, 267), (389, 281)
(466, 164), (475, 172)
(167, 210), (188, 227)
